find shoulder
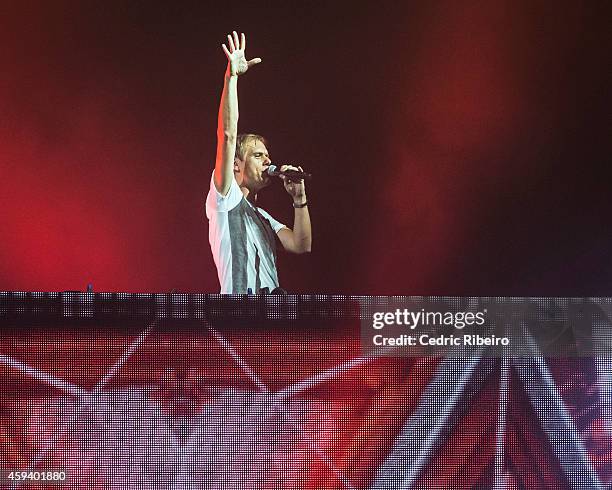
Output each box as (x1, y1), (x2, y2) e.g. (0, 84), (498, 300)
(206, 171), (243, 214)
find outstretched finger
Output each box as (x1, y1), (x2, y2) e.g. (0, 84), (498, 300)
(233, 31), (240, 51)
(227, 34), (236, 52)
(221, 43), (231, 58)
(247, 57), (262, 67)
(241, 32), (246, 51)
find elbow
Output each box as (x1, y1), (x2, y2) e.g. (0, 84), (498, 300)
(299, 241), (312, 254)
(290, 244), (311, 255)
(218, 131), (236, 143)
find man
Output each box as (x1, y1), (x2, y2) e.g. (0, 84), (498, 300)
(206, 31), (312, 294)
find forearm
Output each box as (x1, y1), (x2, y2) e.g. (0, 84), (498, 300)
(214, 72), (238, 192)
(291, 201), (312, 253)
(218, 71), (238, 138)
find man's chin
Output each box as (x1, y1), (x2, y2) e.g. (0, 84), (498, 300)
(249, 178), (270, 194)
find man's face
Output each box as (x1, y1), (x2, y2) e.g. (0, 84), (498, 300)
(235, 138), (272, 192)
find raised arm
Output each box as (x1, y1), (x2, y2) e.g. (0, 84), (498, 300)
(213, 31), (261, 196)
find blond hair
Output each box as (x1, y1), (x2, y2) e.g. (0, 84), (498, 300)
(235, 133), (268, 161)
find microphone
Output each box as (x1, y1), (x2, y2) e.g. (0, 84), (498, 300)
(265, 165), (312, 181)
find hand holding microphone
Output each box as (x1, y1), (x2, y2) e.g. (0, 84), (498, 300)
(266, 164), (309, 206)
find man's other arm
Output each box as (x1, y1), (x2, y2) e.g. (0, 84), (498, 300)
(278, 165), (312, 254)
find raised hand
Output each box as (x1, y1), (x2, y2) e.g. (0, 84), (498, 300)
(221, 31), (261, 76)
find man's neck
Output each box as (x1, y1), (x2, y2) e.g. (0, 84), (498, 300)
(240, 185), (257, 204)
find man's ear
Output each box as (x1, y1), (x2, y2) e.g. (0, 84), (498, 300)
(233, 158), (241, 173)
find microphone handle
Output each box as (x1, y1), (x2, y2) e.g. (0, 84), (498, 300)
(281, 169), (312, 181)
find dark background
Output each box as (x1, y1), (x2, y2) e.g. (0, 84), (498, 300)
(1, 1), (610, 295)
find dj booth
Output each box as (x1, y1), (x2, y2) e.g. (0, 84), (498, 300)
(1, 292), (610, 489)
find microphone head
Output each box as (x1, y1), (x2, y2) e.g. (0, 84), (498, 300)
(265, 164), (281, 176)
